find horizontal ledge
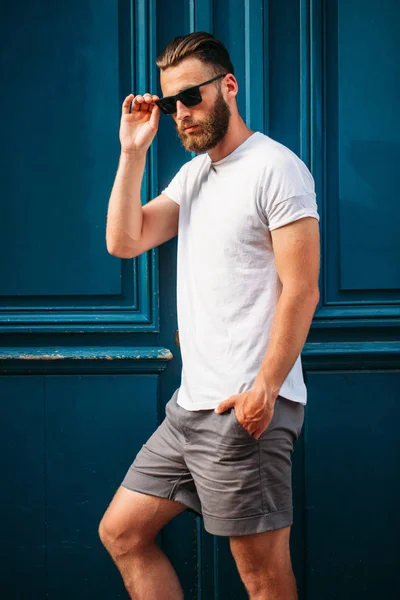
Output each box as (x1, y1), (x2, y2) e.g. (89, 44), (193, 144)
(303, 341), (400, 355)
(0, 346), (173, 361)
(1, 342), (397, 363)
(314, 307), (400, 318)
(0, 325), (160, 334)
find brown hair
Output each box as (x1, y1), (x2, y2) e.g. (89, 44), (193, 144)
(156, 32), (234, 76)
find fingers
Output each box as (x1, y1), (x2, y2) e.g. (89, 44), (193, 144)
(149, 97), (161, 128)
(122, 94), (134, 115)
(214, 401), (233, 414)
(122, 93), (160, 114)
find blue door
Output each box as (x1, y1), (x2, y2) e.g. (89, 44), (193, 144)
(0, 0), (399, 598)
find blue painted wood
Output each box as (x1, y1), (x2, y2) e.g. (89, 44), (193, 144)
(1, 0), (399, 598)
(336, 2), (399, 291)
(0, 346), (173, 361)
(0, 0), (159, 333)
(300, 0), (311, 166)
(0, 2), (120, 298)
(0, 374), (163, 599)
(194, 0), (213, 31)
(291, 422), (307, 600)
(0, 347), (173, 376)
(312, 0), (400, 322)
(305, 371), (400, 598)
(269, 0), (301, 153)
(0, 377), (46, 599)
(244, 0), (265, 132)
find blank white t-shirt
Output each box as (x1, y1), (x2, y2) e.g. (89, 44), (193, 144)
(162, 131), (319, 410)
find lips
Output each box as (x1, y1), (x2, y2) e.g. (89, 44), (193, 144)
(183, 125), (199, 132)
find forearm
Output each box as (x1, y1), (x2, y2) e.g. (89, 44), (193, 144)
(106, 150), (147, 253)
(253, 288), (319, 401)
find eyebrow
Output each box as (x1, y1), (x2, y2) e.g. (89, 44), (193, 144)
(164, 82), (199, 98)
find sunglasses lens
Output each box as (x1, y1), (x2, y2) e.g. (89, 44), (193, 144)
(156, 85), (203, 115)
(180, 88), (202, 108)
(157, 98), (177, 114)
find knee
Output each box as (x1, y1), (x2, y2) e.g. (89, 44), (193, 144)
(241, 569), (275, 596)
(98, 514), (147, 558)
(240, 563), (294, 596)
(98, 515), (121, 554)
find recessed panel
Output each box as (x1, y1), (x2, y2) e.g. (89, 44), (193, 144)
(338, 0), (400, 289)
(0, 377), (46, 599)
(305, 370), (400, 599)
(0, 1), (122, 296)
(327, 0), (400, 291)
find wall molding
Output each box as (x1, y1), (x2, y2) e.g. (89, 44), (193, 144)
(303, 341), (400, 369)
(0, 0), (160, 335)
(0, 346), (173, 374)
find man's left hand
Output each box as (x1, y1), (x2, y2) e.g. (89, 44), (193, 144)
(214, 384), (278, 439)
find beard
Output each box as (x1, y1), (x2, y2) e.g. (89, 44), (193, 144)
(175, 88), (231, 154)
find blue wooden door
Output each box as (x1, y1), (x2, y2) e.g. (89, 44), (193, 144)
(0, 0), (399, 598)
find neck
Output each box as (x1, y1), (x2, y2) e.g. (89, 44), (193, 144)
(207, 117), (255, 163)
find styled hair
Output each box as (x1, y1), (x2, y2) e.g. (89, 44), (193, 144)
(156, 32), (234, 76)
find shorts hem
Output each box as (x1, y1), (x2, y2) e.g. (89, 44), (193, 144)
(121, 469), (202, 516)
(202, 508), (293, 537)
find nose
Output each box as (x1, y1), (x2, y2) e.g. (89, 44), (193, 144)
(175, 99), (192, 120)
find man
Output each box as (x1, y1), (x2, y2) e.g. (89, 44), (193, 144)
(100, 31), (320, 600)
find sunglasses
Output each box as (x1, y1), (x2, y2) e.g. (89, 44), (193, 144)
(155, 73), (227, 115)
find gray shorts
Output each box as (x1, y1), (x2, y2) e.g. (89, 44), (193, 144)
(122, 389), (304, 537)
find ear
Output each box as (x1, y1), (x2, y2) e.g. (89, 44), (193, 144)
(223, 73), (238, 101)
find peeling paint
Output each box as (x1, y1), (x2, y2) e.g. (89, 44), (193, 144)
(0, 347), (174, 361)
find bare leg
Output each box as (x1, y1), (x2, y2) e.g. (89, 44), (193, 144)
(229, 526), (298, 600)
(99, 486), (187, 599)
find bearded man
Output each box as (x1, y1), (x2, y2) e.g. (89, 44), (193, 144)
(100, 31), (320, 600)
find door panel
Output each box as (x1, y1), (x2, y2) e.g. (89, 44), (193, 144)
(0, 377), (46, 600)
(0, 0), (399, 598)
(305, 371), (400, 599)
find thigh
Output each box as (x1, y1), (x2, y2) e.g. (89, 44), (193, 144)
(229, 526), (292, 570)
(100, 486), (187, 543)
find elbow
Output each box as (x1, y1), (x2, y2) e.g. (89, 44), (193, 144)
(281, 285), (320, 305)
(106, 238), (138, 259)
(106, 226), (141, 258)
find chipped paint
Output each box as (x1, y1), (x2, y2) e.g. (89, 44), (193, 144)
(0, 347), (174, 361)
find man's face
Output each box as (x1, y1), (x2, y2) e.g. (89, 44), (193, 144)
(160, 58), (231, 154)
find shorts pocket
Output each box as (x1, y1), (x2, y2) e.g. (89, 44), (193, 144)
(231, 407), (258, 442)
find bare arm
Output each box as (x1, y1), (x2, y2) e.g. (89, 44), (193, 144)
(106, 91), (179, 258)
(106, 148), (179, 258)
(253, 216), (320, 398)
(106, 150), (146, 254)
(107, 187), (179, 258)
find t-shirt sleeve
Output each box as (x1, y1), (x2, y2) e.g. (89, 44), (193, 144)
(161, 161), (189, 206)
(259, 152), (320, 231)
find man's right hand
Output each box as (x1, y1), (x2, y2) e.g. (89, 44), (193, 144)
(119, 93), (161, 155)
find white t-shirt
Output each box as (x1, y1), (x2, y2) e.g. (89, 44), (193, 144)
(162, 131), (319, 410)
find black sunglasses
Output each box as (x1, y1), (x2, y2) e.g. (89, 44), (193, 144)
(155, 73), (227, 115)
